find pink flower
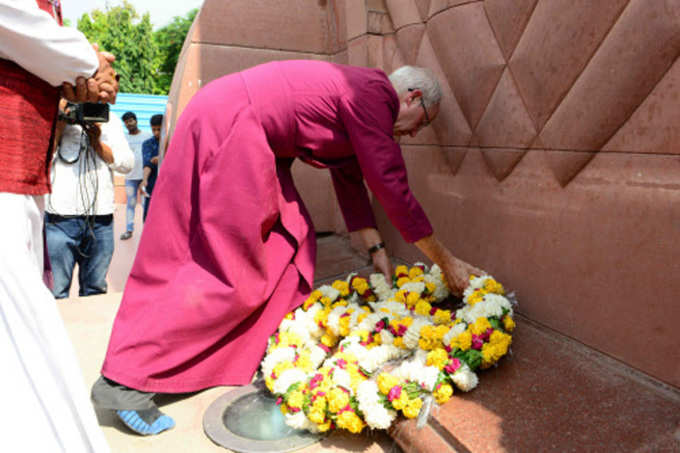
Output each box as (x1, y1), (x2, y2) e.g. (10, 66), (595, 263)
(481, 328), (493, 341)
(430, 306), (437, 316)
(444, 345), (452, 353)
(319, 344), (331, 353)
(337, 358), (347, 369)
(340, 312), (350, 318)
(289, 406), (300, 413)
(471, 335), (484, 350)
(444, 358), (461, 374)
(387, 386), (402, 402)
(375, 320), (385, 332)
(276, 397), (283, 405)
(389, 326), (398, 336)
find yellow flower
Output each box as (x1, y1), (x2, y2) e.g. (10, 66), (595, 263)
(402, 397), (423, 419)
(328, 388), (350, 413)
(287, 390), (304, 409)
(435, 324), (450, 340)
(280, 403), (289, 415)
(377, 373), (400, 395)
(320, 296), (333, 307)
(406, 292), (420, 307)
(401, 317), (414, 327)
(409, 266), (424, 279)
(413, 275), (425, 283)
(433, 309), (451, 325)
(434, 384), (453, 404)
(373, 333), (382, 345)
(394, 289), (407, 303)
(470, 317), (492, 336)
(503, 315), (516, 332)
(321, 333), (338, 348)
(339, 316), (352, 336)
(393, 337), (405, 349)
(451, 331), (472, 351)
(331, 299), (348, 309)
(272, 361), (293, 378)
(284, 312), (294, 320)
(337, 410), (365, 433)
(396, 277), (410, 288)
(415, 300), (432, 316)
(391, 391), (409, 411)
(318, 420), (332, 432)
(425, 282), (436, 294)
(483, 278), (504, 294)
(352, 329), (370, 342)
(395, 265), (408, 277)
(314, 307), (330, 326)
(312, 395), (327, 411)
(426, 348), (449, 370)
(308, 408), (326, 424)
(351, 277), (370, 294)
(468, 291), (484, 306)
(332, 280), (350, 297)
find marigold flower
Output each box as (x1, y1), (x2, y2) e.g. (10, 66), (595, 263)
(328, 388), (350, 413)
(426, 348), (449, 370)
(377, 373), (400, 395)
(402, 397), (423, 418)
(337, 410), (364, 433)
(396, 277), (410, 288)
(434, 384), (453, 404)
(414, 300), (432, 316)
(409, 266), (424, 279)
(503, 315), (516, 332)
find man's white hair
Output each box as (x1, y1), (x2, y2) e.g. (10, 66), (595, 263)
(388, 66), (442, 107)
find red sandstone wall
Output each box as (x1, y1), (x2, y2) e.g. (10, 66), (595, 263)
(166, 0), (680, 388)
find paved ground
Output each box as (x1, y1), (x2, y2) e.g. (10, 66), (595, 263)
(59, 210), (401, 452)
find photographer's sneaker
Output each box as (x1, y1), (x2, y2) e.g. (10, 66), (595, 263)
(120, 231), (133, 240)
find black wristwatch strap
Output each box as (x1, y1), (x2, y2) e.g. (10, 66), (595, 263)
(368, 242), (386, 256)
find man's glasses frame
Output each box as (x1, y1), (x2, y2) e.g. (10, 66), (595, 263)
(408, 88), (431, 127)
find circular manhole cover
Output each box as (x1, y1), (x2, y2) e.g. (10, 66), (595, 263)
(204, 382), (322, 452)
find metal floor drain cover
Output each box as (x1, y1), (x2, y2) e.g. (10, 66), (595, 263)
(203, 383), (322, 452)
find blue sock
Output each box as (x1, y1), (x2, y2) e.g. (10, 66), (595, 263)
(116, 408), (175, 435)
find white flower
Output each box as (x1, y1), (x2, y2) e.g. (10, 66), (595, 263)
(309, 344), (328, 369)
(273, 368), (308, 395)
(285, 411), (319, 432)
(400, 281), (425, 296)
(370, 273), (393, 301)
(451, 363), (478, 392)
(326, 305), (347, 336)
(332, 368), (352, 391)
(403, 318), (429, 349)
(442, 322), (467, 347)
(463, 276), (491, 301)
(379, 329), (394, 345)
(261, 347), (295, 378)
(457, 293), (512, 324)
(318, 284), (341, 302)
(357, 381), (397, 429)
(393, 360), (440, 391)
(358, 344), (403, 373)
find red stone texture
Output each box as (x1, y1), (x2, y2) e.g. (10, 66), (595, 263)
(166, 0), (680, 393)
(391, 316), (680, 452)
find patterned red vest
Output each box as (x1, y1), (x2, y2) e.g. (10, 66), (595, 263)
(0, 0), (64, 195)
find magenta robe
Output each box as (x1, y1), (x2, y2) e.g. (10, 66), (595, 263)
(101, 61), (433, 392)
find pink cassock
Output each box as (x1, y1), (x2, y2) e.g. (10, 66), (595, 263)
(101, 61), (433, 392)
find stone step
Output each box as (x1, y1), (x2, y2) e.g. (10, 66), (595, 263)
(388, 316), (680, 452)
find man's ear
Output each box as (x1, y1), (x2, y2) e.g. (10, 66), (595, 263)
(405, 88), (422, 106)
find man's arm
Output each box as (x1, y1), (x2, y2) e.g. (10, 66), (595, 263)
(0, 2), (117, 103)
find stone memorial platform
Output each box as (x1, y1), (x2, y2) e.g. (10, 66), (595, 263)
(59, 234), (680, 452)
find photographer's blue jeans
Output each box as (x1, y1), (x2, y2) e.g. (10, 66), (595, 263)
(45, 214), (114, 299)
(125, 179), (142, 232)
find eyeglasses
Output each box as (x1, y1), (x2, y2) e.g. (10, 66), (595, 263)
(408, 88), (430, 128)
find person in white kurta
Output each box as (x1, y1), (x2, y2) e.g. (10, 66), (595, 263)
(0, 1), (113, 451)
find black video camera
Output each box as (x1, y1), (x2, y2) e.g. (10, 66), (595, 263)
(58, 102), (109, 126)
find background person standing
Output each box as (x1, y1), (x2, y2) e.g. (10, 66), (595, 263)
(140, 113), (163, 222)
(120, 111), (151, 240)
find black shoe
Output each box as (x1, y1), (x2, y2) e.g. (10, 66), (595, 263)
(120, 231), (133, 240)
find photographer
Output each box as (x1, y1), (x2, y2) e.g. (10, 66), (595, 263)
(46, 100), (133, 299)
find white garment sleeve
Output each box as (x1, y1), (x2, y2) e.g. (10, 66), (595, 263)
(0, 0), (98, 86)
(101, 113), (134, 174)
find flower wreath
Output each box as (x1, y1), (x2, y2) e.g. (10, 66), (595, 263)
(261, 263), (516, 434)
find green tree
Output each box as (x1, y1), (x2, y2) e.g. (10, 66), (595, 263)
(153, 8), (198, 94)
(77, 1), (158, 94)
